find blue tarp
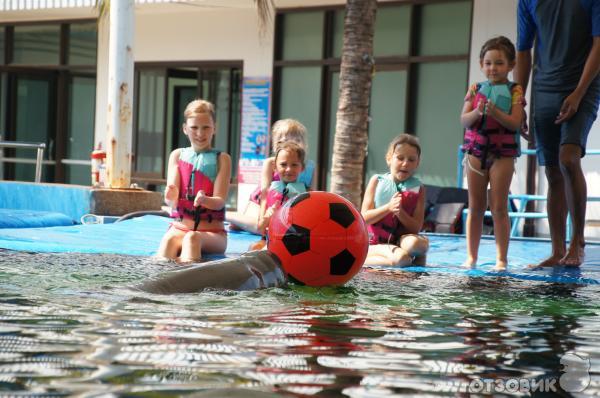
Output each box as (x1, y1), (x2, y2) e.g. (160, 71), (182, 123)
(0, 181), (91, 222)
(0, 208), (76, 228)
(0, 215), (598, 284)
(0, 215), (256, 257)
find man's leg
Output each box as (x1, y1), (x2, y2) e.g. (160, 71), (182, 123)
(531, 165), (567, 267)
(558, 144), (586, 266)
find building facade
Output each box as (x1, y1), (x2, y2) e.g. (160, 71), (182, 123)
(1, 0), (599, 236)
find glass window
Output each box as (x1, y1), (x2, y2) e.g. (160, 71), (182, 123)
(281, 12), (324, 60)
(374, 6), (411, 57)
(14, 76), (54, 182)
(418, 1), (471, 56)
(13, 25), (60, 65)
(68, 22), (97, 65)
(332, 11), (345, 58)
(278, 66), (322, 170)
(0, 73), (5, 139)
(414, 61), (467, 186)
(0, 27), (5, 64)
(367, 69), (408, 181)
(65, 76), (96, 185)
(136, 70), (166, 175)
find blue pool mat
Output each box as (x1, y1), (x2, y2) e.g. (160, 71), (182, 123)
(0, 215), (258, 257)
(0, 215), (598, 284)
(381, 236), (600, 285)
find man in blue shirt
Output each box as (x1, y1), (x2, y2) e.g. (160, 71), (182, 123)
(515, 0), (600, 267)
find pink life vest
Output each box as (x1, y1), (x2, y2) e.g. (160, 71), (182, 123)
(172, 148), (224, 222)
(367, 174), (422, 245)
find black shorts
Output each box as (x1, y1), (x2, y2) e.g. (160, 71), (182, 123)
(532, 84), (600, 166)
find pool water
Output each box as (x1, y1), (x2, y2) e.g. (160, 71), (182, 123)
(1, 249), (599, 397)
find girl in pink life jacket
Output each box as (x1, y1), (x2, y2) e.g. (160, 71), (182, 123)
(249, 142), (307, 251)
(226, 119), (316, 235)
(157, 99), (232, 263)
(361, 134), (429, 267)
(460, 36), (525, 271)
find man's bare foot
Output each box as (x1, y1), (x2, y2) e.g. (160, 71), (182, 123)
(493, 261), (507, 272)
(559, 245), (585, 267)
(527, 254), (564, 269)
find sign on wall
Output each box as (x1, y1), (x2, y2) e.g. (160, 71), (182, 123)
(238, 77), (271, 185)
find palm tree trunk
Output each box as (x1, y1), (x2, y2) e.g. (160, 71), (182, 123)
(330, 0), (377, 208)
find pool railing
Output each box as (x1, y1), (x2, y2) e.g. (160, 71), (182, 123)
(456, 146), (600, 238)
(0, 140), (46, 183)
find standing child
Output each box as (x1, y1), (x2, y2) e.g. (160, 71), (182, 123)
(249, 142), (307, 250)
(361, 134), (429, 267)
(227, 119), (315, 234)
(461, 36), (525, 271)
(157, 99), (232, 263)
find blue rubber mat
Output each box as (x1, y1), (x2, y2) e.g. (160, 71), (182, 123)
(0, 215), (258, 258)
(374, 235), (600, 285)
(0, 215), (598, 284)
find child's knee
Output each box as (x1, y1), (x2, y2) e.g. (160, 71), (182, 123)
(399, 234), (429, 256)
(388, 246), (412, 266)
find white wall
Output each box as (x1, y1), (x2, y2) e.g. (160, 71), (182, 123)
(470, 0), (600, 239)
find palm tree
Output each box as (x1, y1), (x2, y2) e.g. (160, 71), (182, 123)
(330, 0), (377, 207)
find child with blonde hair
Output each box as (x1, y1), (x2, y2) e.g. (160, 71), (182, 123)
(157, 99), (232, 263)
(361, 134), (429, 267)
(227, 118), (315, 234)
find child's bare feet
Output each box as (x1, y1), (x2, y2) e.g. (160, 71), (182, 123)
(493, 260), (507, 272)
(413, 254), (427, 266)
(461, 257), (477, 269)
(248, 239), (267, 251)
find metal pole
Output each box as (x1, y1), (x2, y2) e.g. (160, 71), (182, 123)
(106, 0), (134, 188)
(35, 147), (44, 183)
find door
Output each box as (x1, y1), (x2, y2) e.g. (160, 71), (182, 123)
(9, 73), (56, 182)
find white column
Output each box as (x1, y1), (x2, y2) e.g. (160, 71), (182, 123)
(106, 0), (134, 188)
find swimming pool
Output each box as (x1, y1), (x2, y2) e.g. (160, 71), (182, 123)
(1, 240), (599, 396)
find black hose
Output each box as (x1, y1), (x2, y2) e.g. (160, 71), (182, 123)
(116, 210), (170, 222)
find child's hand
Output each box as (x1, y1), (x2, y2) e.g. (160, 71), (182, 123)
(165, 184), (178, 202)
(485, 100), (497, 117)
(388, 193), (402, 214)
(520, 110), (531, 141)
(258, 204), (278, 232)
(264, 203), (278, 220)
(194, 190), (206, 207)
(476, 101), (486, 117)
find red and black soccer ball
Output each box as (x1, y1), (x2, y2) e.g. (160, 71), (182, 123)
(267, 191), (368, 286)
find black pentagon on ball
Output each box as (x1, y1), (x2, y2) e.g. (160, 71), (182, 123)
(288, 192), (310, 208)
(330, 249), (356, 275)
(329, 203), (355, 228)
(282, 223), (311, 255)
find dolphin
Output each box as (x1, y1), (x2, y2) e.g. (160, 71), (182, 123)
(136, 251), (286, 294)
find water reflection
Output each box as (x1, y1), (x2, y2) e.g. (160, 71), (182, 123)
(0, 250), (598, 396)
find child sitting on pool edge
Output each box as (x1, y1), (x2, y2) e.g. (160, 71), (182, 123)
(361, 134), (429, 267)
(157, 99), (232, 263)
(248, 141), (307, 251)
(227, 118), (315, 235)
